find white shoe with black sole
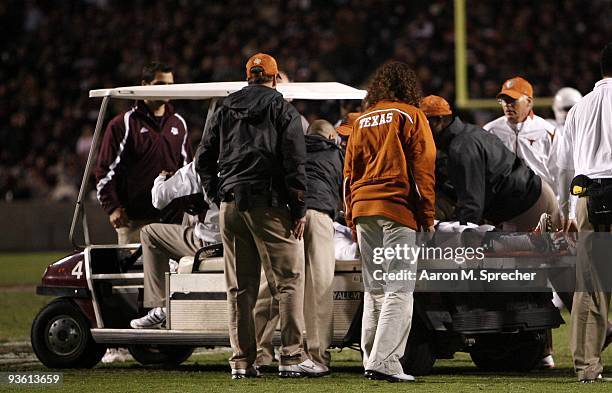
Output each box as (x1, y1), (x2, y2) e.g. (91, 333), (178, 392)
(278, 359), (329, 378)
(130, 307), (166, 329)
(365, 370), (415, 383)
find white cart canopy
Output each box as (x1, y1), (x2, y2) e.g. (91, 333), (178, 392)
(89, 82), (366, 101)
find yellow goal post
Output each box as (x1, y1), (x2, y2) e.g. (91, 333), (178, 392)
(454, 0), (553, 109)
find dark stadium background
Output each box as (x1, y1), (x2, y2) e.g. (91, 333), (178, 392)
(0, 0), (610, 205)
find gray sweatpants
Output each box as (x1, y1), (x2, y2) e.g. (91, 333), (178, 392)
(356, 215), (417, 375)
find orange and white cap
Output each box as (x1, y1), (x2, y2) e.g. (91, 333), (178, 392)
(245, 53), (279, 79)
(497, 76), (533, 99)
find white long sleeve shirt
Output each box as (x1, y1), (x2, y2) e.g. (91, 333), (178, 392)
(151, 162), (221, 244)
(547, 122), (578, 219)
(484, 113), (556, 188)
(557, 78), (612, 219)
(333, 222), (359, 261)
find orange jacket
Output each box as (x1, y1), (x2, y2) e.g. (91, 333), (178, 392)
(343, 100), (436, 230)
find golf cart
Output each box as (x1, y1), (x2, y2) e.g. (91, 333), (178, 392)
(31, 82), (564, 374)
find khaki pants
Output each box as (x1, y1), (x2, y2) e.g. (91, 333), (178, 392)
(570, 197), (611, 380)
(254, 272), (279, 365)
(116, 219), (155, 245)
(356, 215), (416, 375)
(221, 201), (306, 369)
(303, 210), (335, 366)
(501, 181), (561, 231)
(140, 224), (205, 308)
(254, 209), (336, 367)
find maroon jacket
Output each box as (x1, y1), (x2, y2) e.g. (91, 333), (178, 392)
(94, 102), (192, 220)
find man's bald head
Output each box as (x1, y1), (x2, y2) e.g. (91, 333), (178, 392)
(307, 119), (337, 140)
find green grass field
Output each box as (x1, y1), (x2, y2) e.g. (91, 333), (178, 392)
(0, 252), (66, 342)
(0, 252), (611, 392)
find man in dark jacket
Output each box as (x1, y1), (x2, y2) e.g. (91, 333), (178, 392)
(254, 120), (343, 373)
(421, 95), (562, 369)
(420, 95), (559, 230)
(196, 53), (325, 379)
(95, 62), (191, 244)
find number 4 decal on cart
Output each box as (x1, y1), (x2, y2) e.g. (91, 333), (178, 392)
(71, 261), (84, 280)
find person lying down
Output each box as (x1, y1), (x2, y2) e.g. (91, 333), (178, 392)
(435, 214), (569, 254)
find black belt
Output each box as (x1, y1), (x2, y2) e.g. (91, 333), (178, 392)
(222, 189), (270, 203)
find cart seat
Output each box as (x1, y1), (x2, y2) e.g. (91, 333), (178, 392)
(177, 255), (361, 274)
(177, 256), (224, 273)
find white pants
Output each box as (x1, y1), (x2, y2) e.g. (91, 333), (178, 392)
(356, 215), (416, 375)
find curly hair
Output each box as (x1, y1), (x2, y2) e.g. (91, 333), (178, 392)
(365, 61), (422, 107)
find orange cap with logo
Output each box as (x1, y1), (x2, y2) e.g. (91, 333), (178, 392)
(246, 53), (279, 79)
(420, 95), (452, 117)
(497, 76), (533, 99)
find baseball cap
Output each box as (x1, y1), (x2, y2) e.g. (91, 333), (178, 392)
(246, 53), (279, 79)
(420, 95), (452, 117)
(497, 76), (533, 99)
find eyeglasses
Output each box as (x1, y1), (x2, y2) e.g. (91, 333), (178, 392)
(497, 97), (518, 106)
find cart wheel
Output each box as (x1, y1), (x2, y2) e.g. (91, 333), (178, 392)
(400, 319), (436, 376)
(469, 330), (545, 371)
(128, 345), (194, 366)
(31, 298), (105, 368)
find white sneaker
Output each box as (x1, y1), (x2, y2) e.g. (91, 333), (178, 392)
(101, 348), (132, 363)
(537, 355), (555, 369)
(130, 307), (166, 329)
(365, 370), (415, 382)
(231, 366), (261, 380)
(534, 213), (553, 233)
(389, 373), (415, 382)
(278, 358), (329, 378)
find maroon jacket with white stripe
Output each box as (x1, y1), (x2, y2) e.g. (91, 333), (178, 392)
(94, 102), (192, 220)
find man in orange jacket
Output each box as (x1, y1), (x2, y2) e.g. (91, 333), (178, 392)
(344, 61), (436, 382)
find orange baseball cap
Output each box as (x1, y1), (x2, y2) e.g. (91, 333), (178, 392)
(497, 76), (533, 99)
(420, 95), (452, 117)
(246, 53), (279, 78)
(336, 112), (360, 136)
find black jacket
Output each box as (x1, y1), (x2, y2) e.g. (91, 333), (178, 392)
(438, 117), (541, 224)
(304, 134), (344, 217)
(196, 85), (307, 219)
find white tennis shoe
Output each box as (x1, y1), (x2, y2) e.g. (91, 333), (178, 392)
(130, 307), (166, 329)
